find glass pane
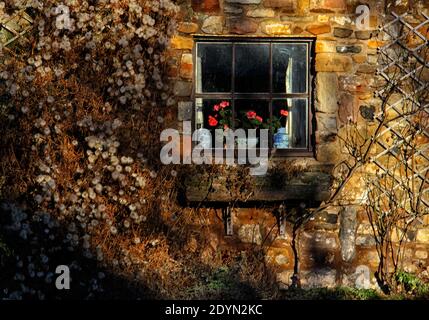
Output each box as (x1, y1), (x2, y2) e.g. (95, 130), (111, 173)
(235, 44), (270, 93)
(272, 99), (308, 149)
(273, 44), (307, 93)
(196, 43), (232, 93)
(234, 99), (270, 129)
(195, 98), (232, 148)
(195, 98), (233, 130)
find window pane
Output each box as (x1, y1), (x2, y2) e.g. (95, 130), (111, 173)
(196, 43), (232, 93)
(195, 98), (232, 147)
(273, 44), (307, 93)
(235, 44), (270, 93)
(272, 99), (308, 148)
(234, 99), (270, 129)
(195, 98), (232, 129)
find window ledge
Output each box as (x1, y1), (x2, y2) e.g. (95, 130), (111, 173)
(183, 161), (333, 205)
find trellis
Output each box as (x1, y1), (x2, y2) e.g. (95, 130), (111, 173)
(372, 11), (429, 217)
(0, 9), (33, 54)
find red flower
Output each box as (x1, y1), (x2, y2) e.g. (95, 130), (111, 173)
(213, 104), (220, 111)
(255, 116), (263, 123)
(220, 101), (230, 108)
(246, 111), (257, 119)
(280, 109), (289, 117)
(208, 115), (218, 127)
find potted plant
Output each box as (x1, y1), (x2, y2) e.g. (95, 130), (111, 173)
(240, 109), (289, 149)
(272, 109), (290, 148)
(208, 100), (233, 130)
(207, 101), (233, 148)
(208, 101), (289, 148)
(236, 110), (265, 148)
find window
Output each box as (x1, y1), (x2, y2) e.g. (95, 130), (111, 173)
(194, 37), (314, 155)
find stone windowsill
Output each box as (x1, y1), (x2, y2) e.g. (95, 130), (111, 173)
(184, 158), (334, 204)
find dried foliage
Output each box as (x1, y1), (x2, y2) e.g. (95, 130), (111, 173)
(0, 1), (281, 300)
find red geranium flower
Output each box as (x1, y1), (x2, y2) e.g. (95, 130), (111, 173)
(208, 115), (218, 127)
(213, 104), (220, 111)
(246, 111), (257, 119)
(280, 109), (289, 117)
(220, 101), (230, 108)
(255, 116), (263, 123)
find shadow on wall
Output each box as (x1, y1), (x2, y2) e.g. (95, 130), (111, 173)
(0, 200), (280, 300)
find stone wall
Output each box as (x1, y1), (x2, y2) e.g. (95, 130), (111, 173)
(168, 0), (429, 289)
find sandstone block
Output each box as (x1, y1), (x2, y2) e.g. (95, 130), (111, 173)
(171, 35), (193, 50)
(316, 140), (340, 163)
(173, 81), (192, 97)
(261, 21), (292, 35)
(178, 22), (199, 34)
(417, 228), (429, 243)
(316, 72), (339, 114)
(316, 41), (336, 53)
(334, 27), (353, 38)
(201, 16), (224, 34)
(229, 18), (259, 34)
(178, 101), (193, 121)
(238, 224), (262, 245)
(192, 0), (220, 12)
(226, 0), (261, 3)
(316, 53), (352, 72)
(180, 53), (193, 79)
(224, 5), (243, 14)
(306, 24), (331, 35)
(264, 0), (295, 9)
(246, 8), (275, 18)
(336, 45), (362, 54)
(338, 92), (358, 124)
(355, 30), (373, 40)
(340, 206), (357, 262)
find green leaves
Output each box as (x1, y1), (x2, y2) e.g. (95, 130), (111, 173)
(395, 270), (429, 296)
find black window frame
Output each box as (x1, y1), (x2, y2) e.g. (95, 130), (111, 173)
(192, 35), (315, 157)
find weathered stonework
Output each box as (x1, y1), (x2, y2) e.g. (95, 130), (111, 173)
(340, 207), (357, 262)
(192, 0), (220, 12)
(171, 35), (194, 50)
(228, 18), (259, 34)
(224, 4), (243, 14)
(316, 53), (353, 72)
(178, 22), (199, 34)
(338, 92), (359, 124)
(226, 0), (261, 4)
(264, 0), (295, 9)
(169, 0), (429, 290)
(355, 30), (373, 40)
(261, 21), (292, 35)
(238, 224), (263, 245)
(178, 101), (193, 121)
(278, 269), (337, 288)
(173, 81), (192, 97)
(316, 72), (339, 114)
(336, 45), (362, 54)
(333, 27), (354, 38)
(202, 16), (224, 34)
(316, 112), (338, 135)
(246, 8), (276, 18)
(179, 53), (193, 79)
(306, 23), (331, 35)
